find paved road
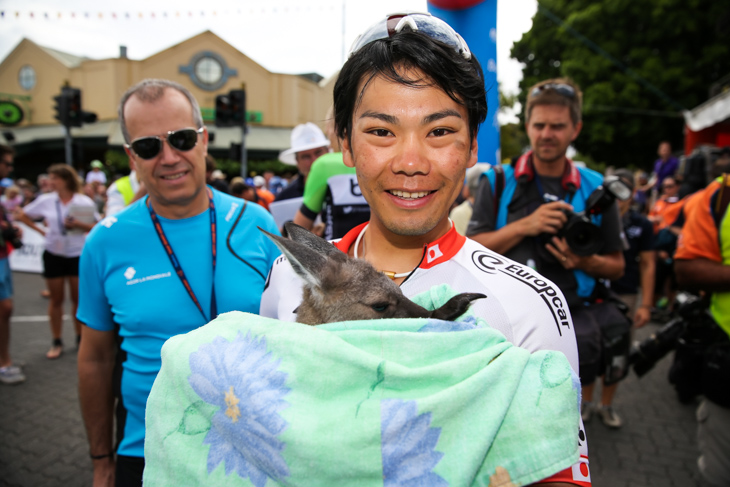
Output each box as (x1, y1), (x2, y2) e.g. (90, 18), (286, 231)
(0, 271), (708, 486)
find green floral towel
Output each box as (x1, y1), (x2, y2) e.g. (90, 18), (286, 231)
(144, 312), (580, 487)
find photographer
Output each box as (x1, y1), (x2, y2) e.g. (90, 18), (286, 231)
(467, 78), (625, 426)
(674, 174), (730, 487)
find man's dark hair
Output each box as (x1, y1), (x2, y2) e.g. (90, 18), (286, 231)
(333, 32), (488, 146)
(0, 144), (15, 160)
(230, 181), (254, 198)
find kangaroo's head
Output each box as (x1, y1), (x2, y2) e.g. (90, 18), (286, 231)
(260, 223), (484, 325)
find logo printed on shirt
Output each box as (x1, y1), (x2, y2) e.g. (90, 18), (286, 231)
(126, 271), (172, 286)
(427, 244), (443, 264)
(627, 225), (643, 238)
(471, 250), (571, 335)
(99, 216), (117, 228)
(225, 202), (240, 222)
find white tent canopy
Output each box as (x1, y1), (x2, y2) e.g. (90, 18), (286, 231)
(683, 89), (730, 132)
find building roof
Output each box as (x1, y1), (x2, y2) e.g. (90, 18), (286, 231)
(36, 44), (90, 68)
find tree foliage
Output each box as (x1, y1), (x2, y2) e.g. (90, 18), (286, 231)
(511, 0), (730, 169)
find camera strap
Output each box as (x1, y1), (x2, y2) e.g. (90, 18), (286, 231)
(534, 175), (575, 206)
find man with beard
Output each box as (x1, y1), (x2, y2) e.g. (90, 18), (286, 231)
(467, 78), (625, 427)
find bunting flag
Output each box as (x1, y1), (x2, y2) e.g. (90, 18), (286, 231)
(0, 5), (339, 20)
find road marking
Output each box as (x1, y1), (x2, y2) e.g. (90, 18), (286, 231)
(12, 315), (71, 322)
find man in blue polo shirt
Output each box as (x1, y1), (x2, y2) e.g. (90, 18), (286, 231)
(77, 79), (280, 487)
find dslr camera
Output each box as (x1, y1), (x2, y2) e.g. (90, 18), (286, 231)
(629, 292), (730, 405)
(555, 175), (632, 256)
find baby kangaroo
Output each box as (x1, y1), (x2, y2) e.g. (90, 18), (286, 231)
(260, 222), (485, 325)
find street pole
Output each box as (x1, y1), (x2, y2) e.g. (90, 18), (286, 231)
(240, 125), (247, 179)
(64, 125), (72, 165)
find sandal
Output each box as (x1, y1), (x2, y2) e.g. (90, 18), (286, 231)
(46, 338), (63, 359)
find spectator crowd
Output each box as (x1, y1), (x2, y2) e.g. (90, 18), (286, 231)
(1, 11), (729, 487)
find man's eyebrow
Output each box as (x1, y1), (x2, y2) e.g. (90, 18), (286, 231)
(359, 111), (398, 124)
(423, 109), (463, 125)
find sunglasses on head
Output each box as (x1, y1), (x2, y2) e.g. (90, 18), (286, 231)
(530, 83), (576, 99)
(349, 12), (471, 60)
(126, 127), (204, 160)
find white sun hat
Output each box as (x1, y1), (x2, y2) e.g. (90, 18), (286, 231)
(278, 122), (330, 165)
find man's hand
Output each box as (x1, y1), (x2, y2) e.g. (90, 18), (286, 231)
(545, 236), (580, 269)
(546, 236), (625, 280)
(520, 201), (572, 237)
(633, 306), (651, 328)
(91, 457), (115, 487)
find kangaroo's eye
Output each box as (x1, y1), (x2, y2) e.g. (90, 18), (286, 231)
(371, 303), (389, 313)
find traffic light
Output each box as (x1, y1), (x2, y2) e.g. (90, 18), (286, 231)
(215, 89), (246, 128)
(53, 87), (98, 128)
(66, 88), (82, 127)
(215, 94), (233, 127)
(229, 89), (246, 128)
(53, 90), (70, 126)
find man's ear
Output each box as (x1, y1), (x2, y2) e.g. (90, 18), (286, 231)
(467, 135), (479, 168)
(341, 132), (355, 168)
(201, 126), (209, 152)
(124, 145), (138, 172)
(570, 120), (583, 142)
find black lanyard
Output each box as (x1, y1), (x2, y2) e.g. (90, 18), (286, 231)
(56, 199), (67, 236)
(147, 189), (217, 322)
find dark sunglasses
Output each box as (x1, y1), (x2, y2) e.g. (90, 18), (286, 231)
(530, 83), (576, 99)
(349, 12), (471, 60)
(127, 127), (204, 160)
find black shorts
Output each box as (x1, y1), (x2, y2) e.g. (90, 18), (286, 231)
(42, 251), (80, 279)
(570, 305), (603, 386)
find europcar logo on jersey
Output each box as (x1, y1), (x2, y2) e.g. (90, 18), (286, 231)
(471, 250), (506, 274)
(471, 250), (571, 335)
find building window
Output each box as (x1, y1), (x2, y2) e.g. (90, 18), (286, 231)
(179, 51), (237, 91)
(195, 57), (223, 86)
(19, 65), (36, 91)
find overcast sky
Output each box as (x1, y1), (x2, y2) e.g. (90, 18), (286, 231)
(0, 0), (536, 98)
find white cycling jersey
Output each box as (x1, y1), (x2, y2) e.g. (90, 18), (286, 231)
(261, 223), (580, 373)
(260, 222), (592, 486)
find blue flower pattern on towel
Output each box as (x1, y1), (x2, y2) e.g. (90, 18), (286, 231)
(188, 331), (290, 486)
(380, 399), (448, 486)
(418, 317), (479, 333)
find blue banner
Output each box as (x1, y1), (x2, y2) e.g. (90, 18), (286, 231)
(428, 0), (500, 165)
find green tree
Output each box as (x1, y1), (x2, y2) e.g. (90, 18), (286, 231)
(500, 123), (528, 162)
(511, 0), (730, 169)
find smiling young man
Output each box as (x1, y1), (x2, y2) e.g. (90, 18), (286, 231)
(261, 14), (590, 487)
(76, 79), (280, 487)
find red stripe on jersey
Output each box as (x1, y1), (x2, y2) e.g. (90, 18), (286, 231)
(334, 222), (466, 270)
(537, 455), (591, 486)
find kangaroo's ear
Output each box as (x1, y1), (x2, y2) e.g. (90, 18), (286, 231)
(260, 226), (328, 289)
(284, 222), (341, 257)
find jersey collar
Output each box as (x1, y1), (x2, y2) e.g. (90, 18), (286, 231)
(334, 222), (466, 270)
